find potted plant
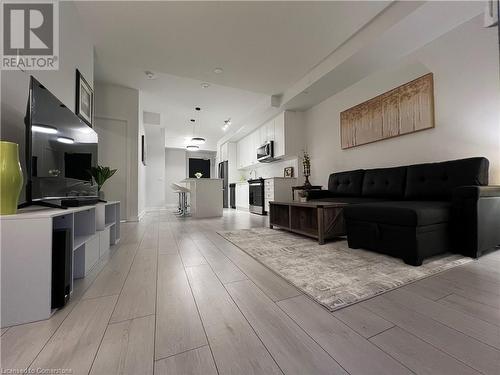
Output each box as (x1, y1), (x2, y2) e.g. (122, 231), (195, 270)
(87, 165), (117, 200)
(298, 190), (308, 203)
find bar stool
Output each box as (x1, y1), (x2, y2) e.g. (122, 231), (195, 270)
(170, 184), (184, 215)
(173, 183), (191, 216)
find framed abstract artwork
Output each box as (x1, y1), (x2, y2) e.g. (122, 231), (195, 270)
(340, 73), (434, 149)
(75, 69), (94, 127)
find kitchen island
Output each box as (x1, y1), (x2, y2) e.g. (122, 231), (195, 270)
(182, 178), (223, 218)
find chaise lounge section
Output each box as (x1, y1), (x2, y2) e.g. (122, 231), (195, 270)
(307, 157), (500, 265)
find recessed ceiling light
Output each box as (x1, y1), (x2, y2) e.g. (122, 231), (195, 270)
(32, 124), (58, 134)
(186, 144), (199, 151)
(214, 67), (223, 74)
(191, 137), (206, 145)
(144, 70), (156, 80)
(57, 136), (75, 144)
(201, 83), (210, 89)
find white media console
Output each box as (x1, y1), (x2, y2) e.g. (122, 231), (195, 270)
(0, 201), (120, 327)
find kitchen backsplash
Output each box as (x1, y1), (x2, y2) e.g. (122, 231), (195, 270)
(238, 158), (302, 182)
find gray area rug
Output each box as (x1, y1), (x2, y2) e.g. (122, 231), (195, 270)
(218, 228), (472, 310)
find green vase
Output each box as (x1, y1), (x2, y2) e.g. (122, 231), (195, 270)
(0, 141), (23, 215)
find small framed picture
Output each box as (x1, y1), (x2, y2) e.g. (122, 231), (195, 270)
(75, 69), (94, 127)
(141, 135), (146, 165)
(284, 166), (294, 178)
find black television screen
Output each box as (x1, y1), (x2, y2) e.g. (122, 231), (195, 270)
(27, 76), (98, 201)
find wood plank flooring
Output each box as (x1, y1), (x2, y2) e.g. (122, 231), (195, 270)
(1, 209), (500, 375)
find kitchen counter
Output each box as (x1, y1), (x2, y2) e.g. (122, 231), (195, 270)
(181, 178), (223, 218)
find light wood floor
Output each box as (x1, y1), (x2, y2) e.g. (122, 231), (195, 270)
(2, 209), (500, 375)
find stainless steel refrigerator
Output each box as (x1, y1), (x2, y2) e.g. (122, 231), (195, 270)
(218, 161), (229, 208)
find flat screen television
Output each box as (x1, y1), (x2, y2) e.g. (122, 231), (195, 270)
(23, 76), (98, 206)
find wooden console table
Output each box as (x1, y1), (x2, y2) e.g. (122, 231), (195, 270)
(269, 201), (347, 244)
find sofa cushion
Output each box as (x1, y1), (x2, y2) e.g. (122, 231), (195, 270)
(362, 166), (406, 199)
(343, 201), (452, 227)
(405, 157), (489, 200)
(311, 197), (385, 204)
(328, 169), (364, 197)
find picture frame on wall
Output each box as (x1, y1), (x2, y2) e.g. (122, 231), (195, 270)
(284, 166), (294, 178)
(141, 135), (146, 165)
(75, 69), (94, 127)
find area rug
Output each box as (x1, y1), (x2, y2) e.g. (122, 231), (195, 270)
(218, 228), (472, 311)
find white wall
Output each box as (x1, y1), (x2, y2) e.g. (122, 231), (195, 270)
(305, 16), (500, 187)
(165, 148), (187, 206)
(94, 82), (140, 221)
(0, 2), (94, 202)
(138, 95), (146, 219)
(145, 125), (166, 209)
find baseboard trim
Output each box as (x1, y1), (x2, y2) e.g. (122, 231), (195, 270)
(138, 210), (146, 221)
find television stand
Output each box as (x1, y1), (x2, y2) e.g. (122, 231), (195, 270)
(18, 201), (67, 210)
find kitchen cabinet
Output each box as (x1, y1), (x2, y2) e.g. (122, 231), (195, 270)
(219, 142), (229, 162)
(235, 183), (249, 210)
(236, 111), (303, 170)
(266, 120), (275, 142)
(237, 136), (253, 169)
(264, 178), (297, 212)
(250, 131), (260, 164)
(274, 112), (285, 158)
(259, 125), (267, 145)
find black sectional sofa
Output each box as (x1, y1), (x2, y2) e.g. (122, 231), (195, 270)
(307, 157), (500, 265)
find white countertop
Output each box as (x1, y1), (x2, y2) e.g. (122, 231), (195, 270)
(0, 201), (120, 220)
(181, 178), (223, 182)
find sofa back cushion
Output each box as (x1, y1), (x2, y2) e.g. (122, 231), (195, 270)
(362, 166), (407, 198)
(328, 169), (364, 196)
(405, 157), (489, 200)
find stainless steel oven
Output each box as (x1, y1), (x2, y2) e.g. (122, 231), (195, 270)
(257, 141), (274, 163)
(248, 178), (266, 215)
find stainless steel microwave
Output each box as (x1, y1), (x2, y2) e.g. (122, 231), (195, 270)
(257, 141), (274, 162)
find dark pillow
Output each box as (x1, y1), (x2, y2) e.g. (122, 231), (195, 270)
(405, 157), (489, 200)
(362, 166), (407, 198)
(328, 169), (364, 197)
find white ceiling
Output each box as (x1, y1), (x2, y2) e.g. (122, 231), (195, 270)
(77, 1), (389, 94)
(95, 62), (267, 150)
(75, 1), (391, 150)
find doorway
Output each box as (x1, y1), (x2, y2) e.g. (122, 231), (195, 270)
(188, 158), (210, 178)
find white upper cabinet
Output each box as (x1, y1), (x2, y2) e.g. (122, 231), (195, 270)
(236, 138), (244, 169)
(251, 131), (260, 164)
(219, 142), (229, 161)
(236, 110), (303, 170)
(273, 112), (286, 158)
(259, 125), (267, 145)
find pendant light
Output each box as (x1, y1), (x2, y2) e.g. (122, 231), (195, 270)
(190, 137), (206, 145)
(187, 110), (206, 149)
